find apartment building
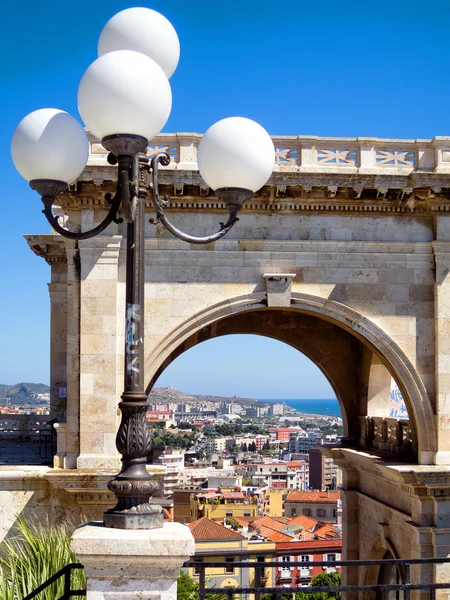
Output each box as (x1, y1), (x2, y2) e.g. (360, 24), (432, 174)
(284, 490), (340, 522)
(154, 448), (185, 496)
(242, 461), (308, 490)
(309, 447), (342, 491)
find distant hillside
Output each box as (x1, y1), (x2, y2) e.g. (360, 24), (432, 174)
(0, 382), (257, 407)
(0, 383), (50, 405)
(149, 386), (258, 406)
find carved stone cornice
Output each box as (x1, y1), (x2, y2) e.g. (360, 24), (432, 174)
(56, 167), (450, 216)
(332, 447), (450, 499)
(24, 234), (67, 264)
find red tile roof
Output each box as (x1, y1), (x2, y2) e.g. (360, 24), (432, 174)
(272, 516), (290, 524)
(286, 491), (340, 503)
(314, 524), (341, 539)
(252, 516), (286, 531)
(221, 492), (245, 500)
(276, 539), (342, 551)
(288, 514), (319, 530)
(257, 525), (294, 543)
(188, 517), (246, 541)
(197, 492), (221, 499)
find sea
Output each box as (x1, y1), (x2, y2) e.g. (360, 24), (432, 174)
(258, 398), (341, 417)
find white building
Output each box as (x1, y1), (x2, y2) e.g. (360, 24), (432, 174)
(289, 431), (322, 454)
(155, 449), (185, 497)
(241, 461), (308, 490)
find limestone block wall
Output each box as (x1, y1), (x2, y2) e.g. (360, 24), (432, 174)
(28, 206), (444, 467)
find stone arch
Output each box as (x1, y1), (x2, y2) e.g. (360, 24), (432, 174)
(145, 292), (436, 464)
(362, 538), (403, 600)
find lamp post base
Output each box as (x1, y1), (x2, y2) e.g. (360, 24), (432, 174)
(104, 503), (163, 530)
(104, 475), (164, 530)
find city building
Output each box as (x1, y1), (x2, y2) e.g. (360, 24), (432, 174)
(186, 518), (276, 590)
(154, 448), (185, 497)
(268, 427), (303, 442)
(268, 403), (285, 416)
(191, 489), (260, 521)
(309, 447), (342, 491)
(145, 410), (175, 429)
(284, 490), (340, 522)
(205, 436), (229, 453)
(240, 461), (308, 490)
(275, 539), (342, 587)
(289, 431), (322, 454)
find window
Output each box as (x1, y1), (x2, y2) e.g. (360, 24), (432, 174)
(244, 510), (251, 516)
(303, 508), (311, 516)
(194, 558), (203, 575)
(280, 556), (292, 572)
(301, 555), (310, 563)
(327, 554), (336, 562)
(291, 508), (297, 516)
(226, 511), (233, 517)
(225, 558), (234, 574)
(317, 508), (326, 518)
(257, 556), (266, 579)
(332, 509), (337, 518)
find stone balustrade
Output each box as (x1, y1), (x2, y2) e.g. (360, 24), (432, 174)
(359, 416), (413, 458)
(87, 132), (450, 175)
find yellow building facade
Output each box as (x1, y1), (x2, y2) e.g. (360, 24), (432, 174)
(186, 518), (276, 590)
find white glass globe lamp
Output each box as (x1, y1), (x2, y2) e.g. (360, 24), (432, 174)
(78, 49), (172, 151)
(197, 117), (275, 194)
(98, 7), (180, 79)
(11, 108), (89, 184)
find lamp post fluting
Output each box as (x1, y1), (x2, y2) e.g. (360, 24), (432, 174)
(11, 7), (275, 529)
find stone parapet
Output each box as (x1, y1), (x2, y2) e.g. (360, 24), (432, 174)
(70, 522), (194, 600)
(86, 131), (450, 175)
(0, 466), (166, 542)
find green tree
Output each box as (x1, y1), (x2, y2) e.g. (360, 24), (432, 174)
(310, 570), (342, 599)
(262, 572), (341, 600)
(177, 570), (198, 600)
(178, 421), (195, 430)
(225, 517), (241, 531)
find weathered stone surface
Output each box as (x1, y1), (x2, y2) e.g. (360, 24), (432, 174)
(70, 522), (194, 600)
(20, 133), (450, 586)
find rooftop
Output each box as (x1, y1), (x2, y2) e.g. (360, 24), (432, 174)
(188, 517), (246, 541)
(286, 491), (340, 503)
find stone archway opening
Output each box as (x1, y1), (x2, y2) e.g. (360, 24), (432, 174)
(145, 294), (437, 464)
(153, 332), (342, 417)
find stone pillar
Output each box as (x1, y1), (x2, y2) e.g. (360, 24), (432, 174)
(433, 232), (450, 465)
(65, 240), (81, 469)
(70, 522), (195, 600)
(77, 236), (122, 470)
(48, 272), (68, 422)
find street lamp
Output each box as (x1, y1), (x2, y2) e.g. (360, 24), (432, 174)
(11, 7), (275, 529)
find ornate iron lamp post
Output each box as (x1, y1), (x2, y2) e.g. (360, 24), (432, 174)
(11, 7), (275, 529)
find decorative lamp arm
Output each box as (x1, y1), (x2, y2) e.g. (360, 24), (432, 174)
(149, 152), (252, 245)
(29, 156), (136, 241)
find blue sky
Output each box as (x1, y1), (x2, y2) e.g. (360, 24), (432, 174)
(1, 0), (449, 397)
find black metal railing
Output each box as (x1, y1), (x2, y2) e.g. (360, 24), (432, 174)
(185, 557), (450, 600)
(23, 563), (85, 600)
(39, 418), (57, 466)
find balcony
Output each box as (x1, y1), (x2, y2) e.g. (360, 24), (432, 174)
(359, 416), (414, 459)
(277, 569), (293, 582)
